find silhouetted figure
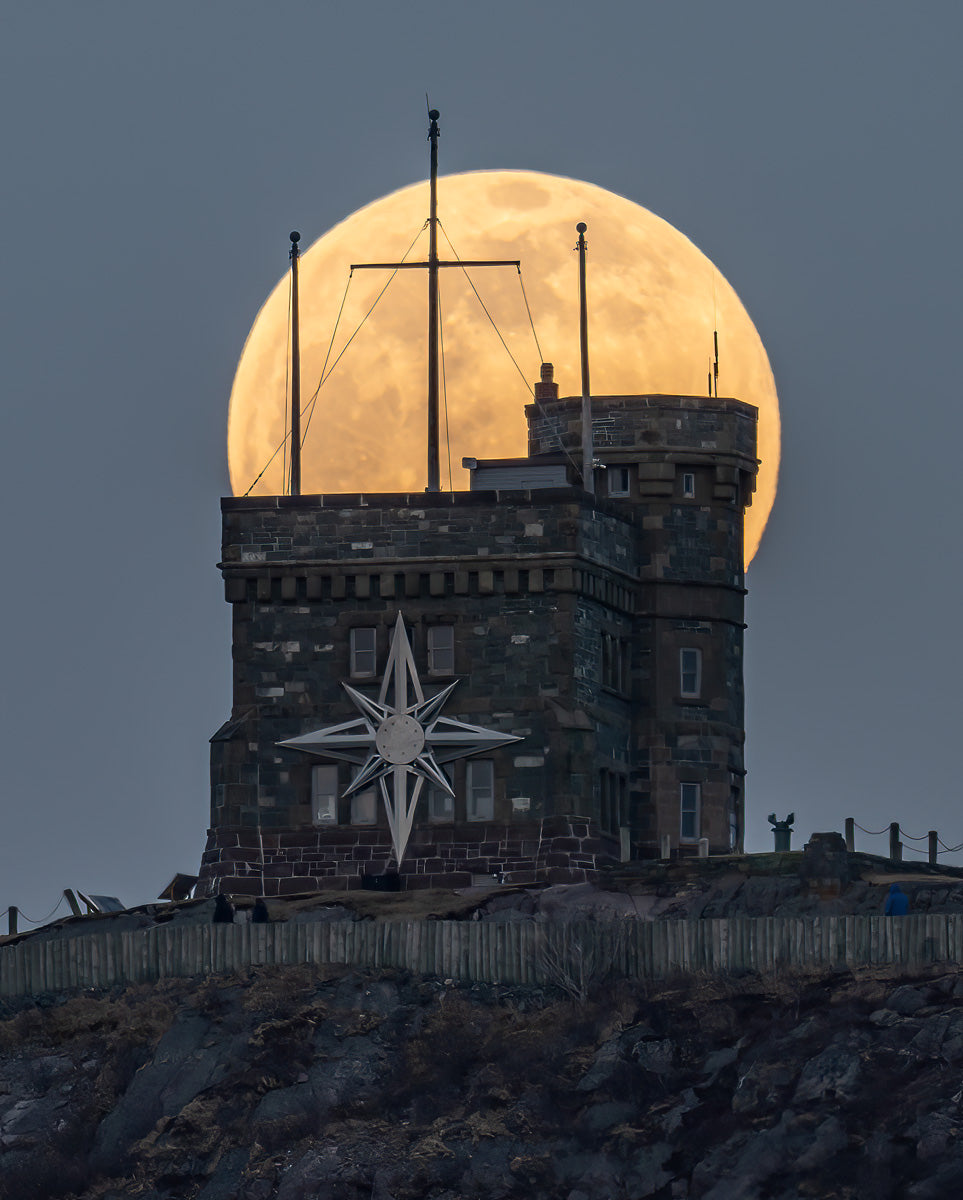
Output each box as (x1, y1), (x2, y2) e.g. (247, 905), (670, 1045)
(251, 897), (270, 924)
(213, 893), (235, 924)
(885, 883), (909, 916)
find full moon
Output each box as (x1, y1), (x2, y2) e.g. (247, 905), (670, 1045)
(228, 171), (779, 564)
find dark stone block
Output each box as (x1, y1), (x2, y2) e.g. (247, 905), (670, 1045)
(357, 830), (388, 846)
(403, 875), (432, 891)
(223, 878), (261, 897)
(318, 830), (362, 846)
(550, 837), (580, 852)
(283, 832), (321, 848)
(426, 872), (472, 889)
(277, 876), (325, 895)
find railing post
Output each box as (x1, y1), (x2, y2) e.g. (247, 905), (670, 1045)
(845, 818), (855, 853)
(890, 822), (901, 861)
(929, 831), (938, 866)
(7, 907), (18, 936)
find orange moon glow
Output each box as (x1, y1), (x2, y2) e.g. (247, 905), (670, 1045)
(228, 171), (779, 564)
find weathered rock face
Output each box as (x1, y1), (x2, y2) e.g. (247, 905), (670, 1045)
(3, 963), (963, 1199)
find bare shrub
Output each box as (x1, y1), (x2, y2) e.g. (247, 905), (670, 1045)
(535, 918), (630, 1003)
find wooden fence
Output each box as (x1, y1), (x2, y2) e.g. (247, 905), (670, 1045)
(1, 914), (961, 999)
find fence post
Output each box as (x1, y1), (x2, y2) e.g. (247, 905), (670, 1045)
(929, 831), (938, 866)
(890, 823), (902, 862)
(660, 834), (671, 860)
(845, 818), (855, 853)
(697, 838), (709, 858)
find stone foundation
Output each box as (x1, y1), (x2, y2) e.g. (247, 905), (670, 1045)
(197, 816), (619, 896)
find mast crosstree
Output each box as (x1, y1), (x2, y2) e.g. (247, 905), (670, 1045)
(351, 109), (521, 492)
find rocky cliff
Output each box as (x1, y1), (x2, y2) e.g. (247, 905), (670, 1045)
(3, 957), (963, 1200)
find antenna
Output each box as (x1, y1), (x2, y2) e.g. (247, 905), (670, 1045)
(713, 329), (719, 398)
(289, 231), (302, 496)
(427, 109), (441, 492)
(576, 222), (594, 495)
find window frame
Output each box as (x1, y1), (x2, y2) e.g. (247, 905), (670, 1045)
(607, 465), (631, 498)
(680, 782), (701, 842)
(599, 768), (628, 833)
(427, 624), (455, 676)
(311, 764), (340, 825)
(350, 787), (378, 826)
(682, 472), (696, 498)
(679, 647), (702, 698)
(427, 766), (455, 823)
(349, 626), (378, 678)
(601, 631), (630, 695)
(466, 759), (495, 822)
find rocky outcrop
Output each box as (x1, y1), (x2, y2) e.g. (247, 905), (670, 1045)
(4, 962), (963, 1199)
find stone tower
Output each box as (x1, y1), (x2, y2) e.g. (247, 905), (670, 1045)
(198, 372), (757, 894)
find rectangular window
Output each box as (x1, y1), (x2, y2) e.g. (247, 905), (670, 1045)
(350, 787), (377, 825)
(311, 765), (339, 825)
(680, 648), (702, 698)
(350, 627), (377, 677)
(466, 760), (494, 822)
(600, 770), (628, 833)
(427, 767), (454, 823)
(682, 472), (696, 498)
(729, 797), (739, 852)
(608, 466), (630, 497)
(427, 625), (455, 675)
(602, 632), (630, 694)
(680, 783), (700, 841)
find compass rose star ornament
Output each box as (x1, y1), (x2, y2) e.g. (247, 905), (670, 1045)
(280, 613), (521, 869)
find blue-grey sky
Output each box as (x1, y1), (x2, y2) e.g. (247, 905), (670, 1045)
(2, 2), (961, 925)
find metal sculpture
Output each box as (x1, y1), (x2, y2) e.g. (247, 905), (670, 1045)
(280, 613), (520, 868)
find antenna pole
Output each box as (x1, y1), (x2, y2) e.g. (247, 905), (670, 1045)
(289, 231), (302, 496)
(576, 223), (594, 495)
(427, 109), (441, 493)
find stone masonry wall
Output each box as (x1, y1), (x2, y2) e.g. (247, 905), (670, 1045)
(197, 816), (619, 894)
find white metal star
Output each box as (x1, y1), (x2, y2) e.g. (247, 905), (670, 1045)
(279, 612), (520, 869)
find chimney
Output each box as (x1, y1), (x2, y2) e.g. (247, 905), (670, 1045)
(534, 362), (558, 401)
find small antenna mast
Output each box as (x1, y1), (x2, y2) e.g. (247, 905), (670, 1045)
(289, 231), (302, 496)
(713, 329), (719, 398)
(706, 267), (710, 398)
(576, 223), (594, 495)
(427, 108), (441, 493)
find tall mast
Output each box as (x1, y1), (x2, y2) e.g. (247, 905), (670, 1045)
(289, 230), (302, 497)
(577, 222), (594, 494)
(426, 109), (441, 493)
(350, 109), (520, 492)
